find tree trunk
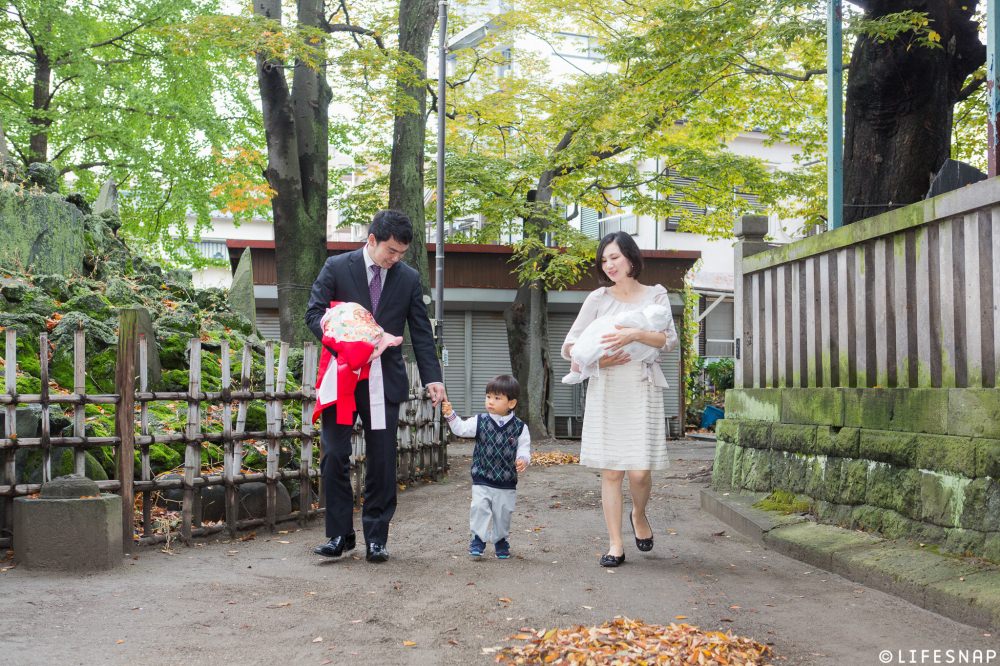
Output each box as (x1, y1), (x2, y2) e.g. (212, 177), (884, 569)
(505, 172), (557, 439)
(29, 50), (51, 163)
(843, 0), (983, 224)
(390, 0), (438, 291)
(254, 0), (328, 343)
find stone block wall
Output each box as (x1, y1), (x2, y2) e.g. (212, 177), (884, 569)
(714, 388), (1000, 561)
(0, 183), (85, 275)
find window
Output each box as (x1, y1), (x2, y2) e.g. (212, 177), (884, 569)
(553, 33), (603, 59)
(497, 48), (512, 78)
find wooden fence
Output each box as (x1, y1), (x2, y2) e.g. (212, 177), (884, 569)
(734, 179), (1000, 390)
(0, 308), (446, 550)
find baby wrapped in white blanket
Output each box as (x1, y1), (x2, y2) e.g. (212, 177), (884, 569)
(562, 303), (671, 384)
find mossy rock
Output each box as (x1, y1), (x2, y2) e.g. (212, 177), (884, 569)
(148, 442), (182, 472)
(63, 292), (113, 319)
(211, 311), (255, 336)
(155, 311), (199, 336)
(159, 369), (190, 391)
(16, 447), (109, 483)
(0, 312), (47, 335)
(50, 311), (117, 350)
(32, 274), (70, 301)
(754, 489), (812, 514)
(158, 334), (190, 369)
(26, 163), (58, 193)
(195, 287), (228, 312)
(104, 277), (141, 306)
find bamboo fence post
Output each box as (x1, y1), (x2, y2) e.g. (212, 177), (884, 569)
(2, 329), (16, 539)
(275, 342), (288, 523)
(182, 338), (202, 544)
(73, 325), (86, 475)
(138, 335), (152, 536)
(221, 340), (237, 537)
(264, 341), (277, 530)
(299, 342), (316, 525)
(114, 309), (138, 552)
(235, 344), (251, 466)
(39, 332), (51, 484)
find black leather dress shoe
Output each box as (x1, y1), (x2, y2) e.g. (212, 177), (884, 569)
(366, 542), (389, 563)
(314, 532), (356, 558)
(600, 552), (625, 567)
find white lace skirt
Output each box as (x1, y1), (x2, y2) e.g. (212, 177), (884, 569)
(579, 362), (669, 470)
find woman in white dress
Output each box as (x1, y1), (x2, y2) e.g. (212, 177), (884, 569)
(561, 232), (678, 567)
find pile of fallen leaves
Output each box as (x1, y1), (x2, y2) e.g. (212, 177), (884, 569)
(496, 616), (772, 665)
(531, 451), (580, 467)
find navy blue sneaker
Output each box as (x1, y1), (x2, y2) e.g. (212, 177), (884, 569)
(494, 538), (510, 559)
(469, 535), (486, 558)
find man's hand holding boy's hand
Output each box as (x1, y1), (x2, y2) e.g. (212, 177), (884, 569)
(442, 400), (453, 417)
(515, 457), (528, 473)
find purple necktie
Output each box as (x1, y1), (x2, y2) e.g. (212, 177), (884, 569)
(369, 264), (382, 313)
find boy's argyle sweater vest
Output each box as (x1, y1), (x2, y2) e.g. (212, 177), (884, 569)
(471, 413), (525, 490)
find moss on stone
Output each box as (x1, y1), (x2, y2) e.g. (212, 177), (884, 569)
(753, 488), (812, 514)
(912, 434), (977, 478)
(859, 429), (918, 468)
(815, 426), (860, 458)
(781, 388), (844, 426)
(769, 423), (817, 454)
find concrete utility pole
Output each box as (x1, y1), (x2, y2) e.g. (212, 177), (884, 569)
(434, 0), (448, 345)
(988, 0), (1000, 176)
(827, 0), (844, 229)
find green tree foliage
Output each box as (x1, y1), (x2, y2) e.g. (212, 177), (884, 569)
(0, 0), (262, 263)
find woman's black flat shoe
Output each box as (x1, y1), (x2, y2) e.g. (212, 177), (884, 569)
(630, 512), (654, 552)
(600, 552), (625, 567)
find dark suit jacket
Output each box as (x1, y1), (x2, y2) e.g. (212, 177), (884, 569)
(305, 248), (442, 404)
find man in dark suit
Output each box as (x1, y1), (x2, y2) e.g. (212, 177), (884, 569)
(305, 210), (446, 563)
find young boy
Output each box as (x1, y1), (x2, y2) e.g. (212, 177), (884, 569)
(442, 374), (530, 559)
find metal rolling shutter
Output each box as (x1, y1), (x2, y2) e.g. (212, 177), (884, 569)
(441, 311), (470, 415)
(256, 309), (281, 340)
(548, 313), (578, 417)
(470, 312), (512, 405)
(660, 316), (683, 425)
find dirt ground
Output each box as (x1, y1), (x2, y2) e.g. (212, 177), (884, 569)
(1, 439), (996, 665)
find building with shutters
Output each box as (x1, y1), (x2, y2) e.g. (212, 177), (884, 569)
(224, 239), (698, 437)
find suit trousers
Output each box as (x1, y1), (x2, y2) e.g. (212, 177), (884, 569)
(320, 379), (400, 545)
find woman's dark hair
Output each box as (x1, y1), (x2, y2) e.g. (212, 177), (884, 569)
(485, 374), (520, 401)
(369, 209), (414, 244)
(594, 231), (643, 285)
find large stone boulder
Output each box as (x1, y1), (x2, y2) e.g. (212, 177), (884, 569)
(0, 183), (84, 276)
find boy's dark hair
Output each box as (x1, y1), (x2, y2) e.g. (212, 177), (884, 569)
(369, 209), (414, 244)
(485, 374), (520, 401)
(595, 231), (643, 285)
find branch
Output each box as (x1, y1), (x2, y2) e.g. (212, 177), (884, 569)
(9, 1), (38, 52)
(52, 15), (164, 66)
(60, 160), (119, 174)
(45, 74), (80, 107)
(50, 134), (107, 163)
(0, 117), (10, 161)
(957, 76), (986, 103)
(324, 23), (386, 50)
(735, 55), (837, 81)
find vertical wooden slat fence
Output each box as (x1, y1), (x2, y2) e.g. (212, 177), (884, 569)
(0, 313), (445, 551)
(735, 180), (1000, 390)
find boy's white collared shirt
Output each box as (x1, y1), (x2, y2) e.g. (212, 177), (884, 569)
(445, 411), (531, 463)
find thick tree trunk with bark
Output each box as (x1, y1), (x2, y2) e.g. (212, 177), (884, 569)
(390, 0), (438, 290)
(254, 0), (328, 343)
(505, 172), (557, 439)
(843, 0), (983, 224)
(29, 50), (51, 163)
